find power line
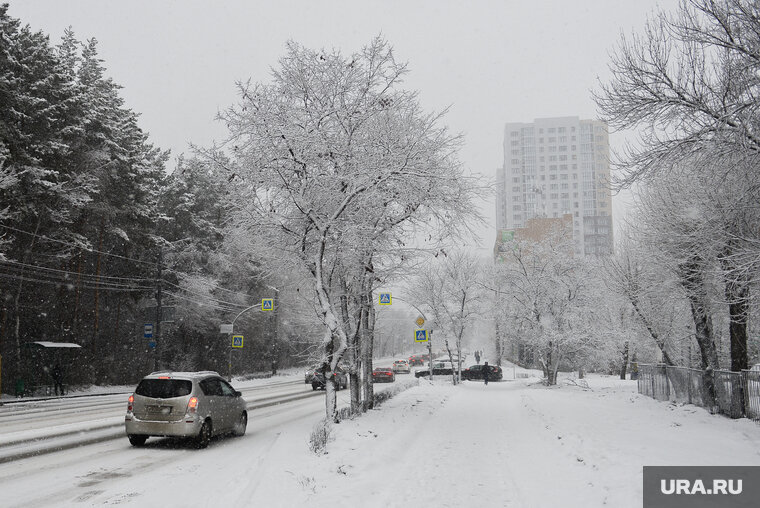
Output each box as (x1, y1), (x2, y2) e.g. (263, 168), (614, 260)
(163, 269), (258, 299)
(0, 271), (153, 292)
(0, 223), (159, 268)
(0, 224), (270, 310)
(165, 290), (243, 313)
(162, 280), (250, 309)
(0, 258), (154, 283)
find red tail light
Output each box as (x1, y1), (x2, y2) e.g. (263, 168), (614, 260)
(127, 394), (134, 411)
(187, 396), (198, 413)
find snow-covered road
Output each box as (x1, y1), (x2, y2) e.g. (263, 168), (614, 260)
(3, 373), (760, 507)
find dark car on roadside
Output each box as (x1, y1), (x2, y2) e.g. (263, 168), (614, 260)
(311, 368), (348, 391)
(462, 364), (503, 381)
(414, 360), (455, 378)
(372, 367), (396, 383)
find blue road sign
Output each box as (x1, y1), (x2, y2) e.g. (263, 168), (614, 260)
(378, 293), (392, 305)
(261, 298), (274, 311)
(415, 329), (428, 342)
(144, 323), (153, 339)
(232, 335), (244, 348)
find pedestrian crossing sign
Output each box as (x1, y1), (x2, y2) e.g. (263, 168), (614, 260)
(232, 335), (244, 348)
(378, 293), (392, 305)
(261, 298), (274, 311)
(415, 329), (428, 342)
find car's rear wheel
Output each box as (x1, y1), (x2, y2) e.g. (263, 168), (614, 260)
(234, 412), (247, 437)
(195, 419), (212, 449)
(128, 435), (147, 447)
(312, 384), (318, 391)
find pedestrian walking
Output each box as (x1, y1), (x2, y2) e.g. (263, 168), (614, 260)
(483, 361), (490, 386)
(474, 351), (481, 364)
(52, 364), (65, 396)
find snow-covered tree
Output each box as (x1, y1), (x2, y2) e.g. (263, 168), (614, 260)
(406, 251), (485, 384)
(603, 232), (695, 367)
(492, 225), (603, 385)
(595, 0), (760, 371)
(214, 37), (480, 421)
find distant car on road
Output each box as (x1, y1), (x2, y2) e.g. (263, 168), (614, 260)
(304, 368), (319, 384)
(392, 360), (411, 374)
(311, 368), (348, 391)
(408, 354), (425, 366)
(372, 367), (396, 383)
(125, 371), (247, 449)
(462, 364), (503, 381)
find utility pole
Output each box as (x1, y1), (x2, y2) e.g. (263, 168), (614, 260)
(271, 290), (279, 375)
(154, 249), (163, 371)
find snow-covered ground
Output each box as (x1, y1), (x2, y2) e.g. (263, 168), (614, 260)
(260, 374), (760, 508)
(4, 365), (760, 507)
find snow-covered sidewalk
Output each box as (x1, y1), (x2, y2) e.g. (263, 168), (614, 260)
(260, 375), (760, 508)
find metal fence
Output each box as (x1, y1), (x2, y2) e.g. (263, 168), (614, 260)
(746, 370), (760, 421)
(637, 364), (760, 421)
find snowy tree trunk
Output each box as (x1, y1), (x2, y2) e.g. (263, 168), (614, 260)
(92, 217), (105, 340)
(620, 341), (629, 380)
(719, 245), (749, 372)
(724, 277), (749, 372)
(312, 239), (349, 423)
(360, 293), (375, 410)
(629, 298), (675, 366)
(73, 250), (83, 334)
(337, 275), (361, 414)
(679, 259), (719, 370)
(12, 219), (40, 365)
(545, 342), (556, 385)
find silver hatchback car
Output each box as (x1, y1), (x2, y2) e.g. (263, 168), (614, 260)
(125, 371), (247, 448)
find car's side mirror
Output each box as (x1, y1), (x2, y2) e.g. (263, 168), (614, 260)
(234, 390), (242, 397)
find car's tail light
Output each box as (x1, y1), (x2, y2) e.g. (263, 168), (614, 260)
(187, 396), (199, 414)
(127, 394), (134, 412)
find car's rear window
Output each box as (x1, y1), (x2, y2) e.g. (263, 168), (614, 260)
(135, 379), (192, 398)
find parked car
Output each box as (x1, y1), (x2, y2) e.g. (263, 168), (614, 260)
(462, 364), (503, 381)
(311, 368), (348, 391)
(125, 371), (247, 448)
(414, 360), (455, 378)
(392, 360), (411, 374)
(372, 367), (396, 383)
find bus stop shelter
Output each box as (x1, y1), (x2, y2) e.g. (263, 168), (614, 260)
(17, 341), (82, 396)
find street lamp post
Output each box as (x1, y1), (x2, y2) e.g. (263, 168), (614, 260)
(226, 286), (280, 380)
(227, 303), (258, 381)
(388, 295), (433, 381)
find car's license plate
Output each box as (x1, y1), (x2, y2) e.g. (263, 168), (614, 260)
(146, 405), (172, 414)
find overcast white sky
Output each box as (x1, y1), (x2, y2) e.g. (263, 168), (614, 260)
(8, 0), (679, 250)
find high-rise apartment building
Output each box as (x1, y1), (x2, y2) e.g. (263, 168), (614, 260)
(495, 116), (613, 256)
